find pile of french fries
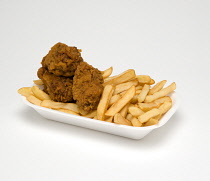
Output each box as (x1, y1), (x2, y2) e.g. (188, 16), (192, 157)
(18, 66), (176, 127)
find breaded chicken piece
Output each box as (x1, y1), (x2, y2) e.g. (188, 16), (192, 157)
(72, 62), (104, 112)
(41, 42), (83, 77)
(37, 67), (74, 102)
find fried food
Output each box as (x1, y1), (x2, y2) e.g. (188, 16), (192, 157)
(148, 80), (167, 95)
(101, 66), (113, 79)
(26, 95), (42, 106)
(72, 62), (104, 113)
(113, 79), (138, 95)
(103, 69), (136, 86)
(113, 113), (132, 126)
(33, 79), (44, 85)
(144, 82), (176, 103)
(41, 42), (83, 77)
(97, 85), (114, 121)
(136, 75), (151, 84)
(128, 106), (144, 117)
(38, 67), (74, 102)
(137, 84), (150, 103)
(143, 118), (158, 126)
(41, 100), (79, 113)
(31, 86), (51, 101)
(138, 108), (161, 123)
(18, 87), (33, 97)
(105, 85), (136, 117)
(131, 117), (142, 127)
(18, 42), (177, 128)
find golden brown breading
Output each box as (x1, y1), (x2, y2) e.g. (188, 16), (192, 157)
(37, 67), (74, 102)
(41, 42), (83, 77)
(72, 62), (104, 112)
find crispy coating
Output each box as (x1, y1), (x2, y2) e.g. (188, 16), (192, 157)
(37, 67), (74, 102)
(72, 62), (104, 112)
(41, 42), (83, 77)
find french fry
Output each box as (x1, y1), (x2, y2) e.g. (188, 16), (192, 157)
(144, 118), (159, 126)
(131, 117), (142, 127)
(105, 85), (136, 117)
(57, 108), (80, 116)
(119, 90), (126, 96)
(97, 85), (115, 120)
(105, 116), (113, 123)
(126, 113), (133, 121)
(113, 113), (132, 126)
(144, 82), (176, 103)
(27, 95), (42, 106)
(138, 102), (159, 112)
(41, 100), (79, 113)
(135, 89), (142, 95)
(148, 80), (167, 95)
(130, 95), (138, 104)
(108, 94), (121, 107)
(113, 79), (138, 95)
(93, 115), (98, 120)
(18, 87), (33, 97)
(153, 96), (172, 106)
(153, 114), (162, 121)
(103, 69), (136, 86)
(158, 101), (172, 114)
(137, 84), (150, 103)
(101, 67), (113, 79)
(128, 106), (144, 117)
(83, 110), (97, 118)
(31, 86), (50, 101)
(135, 85), (143, 90)
(148, 79), (155, 85)
(138, 108), (161, 123)
(78, 109), (89, 116)
(33, 79), (44, 85)
(119, 103), (130, 117)
(136, 75), (151, 84)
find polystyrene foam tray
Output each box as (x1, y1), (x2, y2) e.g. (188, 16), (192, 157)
(21, 91), (179, 139)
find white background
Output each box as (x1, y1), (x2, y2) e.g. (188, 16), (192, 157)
(0, 0), (210, 180)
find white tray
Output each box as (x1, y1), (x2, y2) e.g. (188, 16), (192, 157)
(21, 91), (180, 139)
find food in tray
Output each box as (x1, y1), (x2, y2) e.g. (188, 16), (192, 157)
(18, 42), (176, 127)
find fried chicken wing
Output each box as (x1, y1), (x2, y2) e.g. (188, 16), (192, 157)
(72, 62), (104, 112)
(41, 42), (83, 77)
(37, 67), (74, 103)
